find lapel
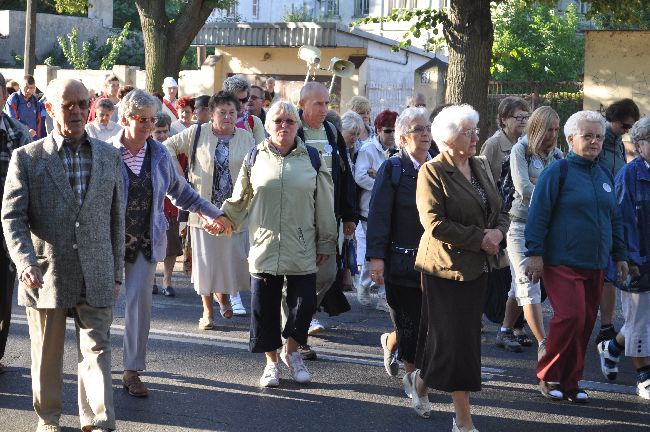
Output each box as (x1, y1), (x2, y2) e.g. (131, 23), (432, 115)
(44, 135), (80, 211)
(440, 151), (486, 213)
(470, 156), (502, 221)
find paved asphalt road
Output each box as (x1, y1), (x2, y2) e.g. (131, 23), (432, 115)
(1, 263), (649, 432)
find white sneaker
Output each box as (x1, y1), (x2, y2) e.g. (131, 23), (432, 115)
(198, 316), (214, 330)
(259, 362), (280, 387)
(281, 348), (311, 383)
(638, 378), (650, 400)
(308, 318), (325, 336)
(231, 292), (247, 316)
(376, 297), (391, 313)
(357, 285), (371, 307)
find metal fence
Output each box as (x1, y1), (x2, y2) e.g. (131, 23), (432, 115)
(487, 81), (583, 150)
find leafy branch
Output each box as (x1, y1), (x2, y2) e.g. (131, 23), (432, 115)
(100, 22), (131, 70)
(58, 27), (92, 70)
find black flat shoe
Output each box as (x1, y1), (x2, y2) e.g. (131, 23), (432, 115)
(539, 380), (564, 401)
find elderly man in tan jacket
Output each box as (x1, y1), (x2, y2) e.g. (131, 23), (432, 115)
(2, 78), (124, 432)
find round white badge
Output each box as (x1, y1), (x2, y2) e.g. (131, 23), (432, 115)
(533, 159), (543, 169)
(603, 183), (612, 192)
(324, 144), (333, 155)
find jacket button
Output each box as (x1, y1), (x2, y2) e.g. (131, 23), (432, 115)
(72, 244), (78, 249)
(75, 222), (80, 227)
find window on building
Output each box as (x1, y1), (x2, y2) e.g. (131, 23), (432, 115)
(252, 0), (259, 18)
(321, 0), (340, 17)
(354, 0), (370, 17)
(578, 1), (589, 14)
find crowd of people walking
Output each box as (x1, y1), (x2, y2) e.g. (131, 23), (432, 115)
(0, 69), (648, 432)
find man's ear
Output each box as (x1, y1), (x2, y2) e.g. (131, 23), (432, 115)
(44, 101), (54, 118)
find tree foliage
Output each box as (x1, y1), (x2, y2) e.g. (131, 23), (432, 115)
(100, 21), (131, 70)
(491, 1), (584, 82)
(57, 27), (92, 70)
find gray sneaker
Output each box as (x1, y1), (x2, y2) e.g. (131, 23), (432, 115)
(495, 329), (523, 352)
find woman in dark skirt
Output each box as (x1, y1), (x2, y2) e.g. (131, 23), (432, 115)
(365, 107), (431, 377)
(409, 104), (509, 432)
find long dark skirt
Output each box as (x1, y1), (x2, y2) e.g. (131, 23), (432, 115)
(386, 282), (421, 364)
(415, 273), (487, 392)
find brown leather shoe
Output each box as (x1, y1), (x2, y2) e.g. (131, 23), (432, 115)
(122, 374), (148, 397)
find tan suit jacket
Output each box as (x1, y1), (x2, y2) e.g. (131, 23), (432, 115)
(1, 135), (125, 308)
(415, 151), (509, 281)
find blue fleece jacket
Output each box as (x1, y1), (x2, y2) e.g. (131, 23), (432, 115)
(525, 151), (627, 269)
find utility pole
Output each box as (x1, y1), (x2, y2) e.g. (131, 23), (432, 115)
(24, 0), (37, 75)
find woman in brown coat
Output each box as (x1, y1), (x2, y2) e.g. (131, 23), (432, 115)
(404, 104), (509, 432)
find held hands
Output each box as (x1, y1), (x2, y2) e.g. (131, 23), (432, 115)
(526, 256), (544, 283)
(343, 222), (356, 236)
(369, 258), (385, 286)
(200, 213), (234, 236)
(481, 229), (503, 256)
(367, 168), (377, 178)
(20, 265), (44, 289)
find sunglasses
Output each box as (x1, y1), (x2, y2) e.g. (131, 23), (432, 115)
(381, 128), (395, 134)
(130, 114), (157, 124)
(620, 122), (634, 130)
(60, 100), (90, 111)
(239, 96), (250, 103)
(272, 119), (297, 126)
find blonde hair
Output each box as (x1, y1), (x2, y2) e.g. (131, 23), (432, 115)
(526, 106), (560, 156)
(347, 96), (371, 115)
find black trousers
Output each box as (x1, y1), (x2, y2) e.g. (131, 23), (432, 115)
(386, 282), (422, 364)
(249, 273), (316, 353)
(0, 238), (16, 360)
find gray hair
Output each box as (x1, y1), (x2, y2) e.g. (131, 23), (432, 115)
(264, 101), (300, 131)
(223, 75), (250, 94)
(563, 110), (606, 148)
(430, 104), (479, 152)
(95, 98), (115, 111)
(119, 88), (159, 119)
(396, 107), (430, 140)
(340, 111), (364, 136)
(629, 116), (650, 144)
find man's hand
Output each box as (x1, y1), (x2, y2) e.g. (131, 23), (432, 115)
(20, 265), (44, 289)
(525, 256), (544, 283)
(200, 213), (234, 236)
(316, 254), (330, 266)
(369, 258), (385, 286)
(28, 129), (37, 138)
(113, 282), (121, 300)
(343, 222), (356, 236)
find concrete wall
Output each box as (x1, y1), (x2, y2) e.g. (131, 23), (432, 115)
(583, 31), (650, 116)
(0, 10), (113, 66)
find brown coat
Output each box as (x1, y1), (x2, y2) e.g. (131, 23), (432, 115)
(415, 151), (509, 281)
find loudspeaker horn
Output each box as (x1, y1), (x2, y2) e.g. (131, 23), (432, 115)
(298, 45), (322, 66)
(328, 57), (355, 92)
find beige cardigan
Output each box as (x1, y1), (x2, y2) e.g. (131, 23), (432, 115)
(164, 122), (255, 229)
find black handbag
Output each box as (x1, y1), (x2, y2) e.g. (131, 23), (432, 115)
(483, 266), (512, 323)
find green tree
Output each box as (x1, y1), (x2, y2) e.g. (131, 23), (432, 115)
(353, 0), (643, 141)
(99, 21), (131, 70)
(58, 27), (92, 70)
(491, 1), (584, 81)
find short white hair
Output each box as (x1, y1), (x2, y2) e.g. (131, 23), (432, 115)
(264, 100), (300, 131)
(563, 110), (606, 148)
(340, 111), (364, 136)
(395, 107), (429, 140)
(430, 104), (479, 152)
(119, 88), (160, 119)
(223, 75), (250, 94)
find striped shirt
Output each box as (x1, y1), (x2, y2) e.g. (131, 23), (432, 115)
(120, 142), (148, 176)
(54, 133), (92, 206)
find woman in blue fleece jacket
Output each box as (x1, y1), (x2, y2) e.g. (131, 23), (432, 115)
(524, 110), (628, 403)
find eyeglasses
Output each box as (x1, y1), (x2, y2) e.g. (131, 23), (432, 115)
(620, 122), (634, 130)
(248, 95), (261, 101)
(460, 127), (480, 138)
(512, 115), (530, 122)
(381, 128), (395, 134)
(60, 100), (90, 111)
(272, 118), (297, 126)
(576, 133), (605, 142)
(406, 125), (432, 135)
(130, 114), (157, 124)
(239, 96), (250, 103)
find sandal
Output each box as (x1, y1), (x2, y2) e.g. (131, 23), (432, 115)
(214, 294), (233, 319)
(539, 380), (564, 401)
(402, 369), (431, 418)
(514, 333), (533, 347)
(566, 388), (589, 404)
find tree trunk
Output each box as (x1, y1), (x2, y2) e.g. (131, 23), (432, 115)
(443, 0), (493, 144)
(23, 0), (37, 75)
(135, 0), (225, 93)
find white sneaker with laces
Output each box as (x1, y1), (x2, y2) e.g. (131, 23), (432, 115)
(308, 318), (325, 336)
(638, 378), (650, 400)
(281, 349), (311, 383)
(259, 362), (280, 387)
(230, 292), (247, 316)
